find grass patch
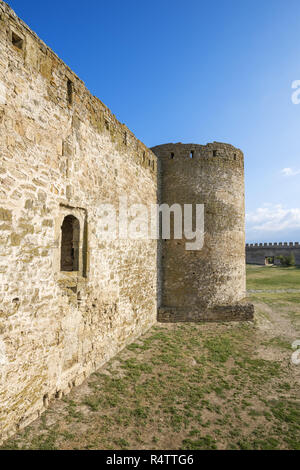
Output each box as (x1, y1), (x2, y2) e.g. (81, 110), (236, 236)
(2, 266), (299, 450)
(247, 265), (300, 290)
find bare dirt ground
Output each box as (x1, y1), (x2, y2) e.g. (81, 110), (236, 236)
(1, 266), (299, 450)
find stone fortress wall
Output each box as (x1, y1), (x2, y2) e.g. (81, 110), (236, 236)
(0, 1), (158, 442)
(246, 242), (300, 265)
(0, 1), (253, 443)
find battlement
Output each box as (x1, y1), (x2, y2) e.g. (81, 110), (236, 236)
(151, 142), (244, 167)
(246, 242), (300, 266)
(246, 242), (300, 248)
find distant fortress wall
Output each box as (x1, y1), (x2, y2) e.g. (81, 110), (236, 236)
(246, 242), (300, 265)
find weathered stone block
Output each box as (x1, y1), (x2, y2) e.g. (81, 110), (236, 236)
(0, 208), (12, 221)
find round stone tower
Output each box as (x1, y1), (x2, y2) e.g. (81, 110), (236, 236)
(151, 142), (253, 322)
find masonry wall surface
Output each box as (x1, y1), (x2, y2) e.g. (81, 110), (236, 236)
(246, 243), (300, 265)
(152, 143), (253, 322)
(0, 1), (157, 441)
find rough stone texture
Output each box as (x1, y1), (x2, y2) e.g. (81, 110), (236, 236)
(0, 1), (157, 442)
(151, 143), (250, 322)
(0, 1), (252, 443)
(246, 242), (300, 265)
(158, 303), (255, 323)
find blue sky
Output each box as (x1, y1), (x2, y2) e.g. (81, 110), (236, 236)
(7, 0), (300, 243)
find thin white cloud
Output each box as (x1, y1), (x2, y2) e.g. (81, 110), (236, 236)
(281, 167), (300, 177)
(246, 204), (300, 233)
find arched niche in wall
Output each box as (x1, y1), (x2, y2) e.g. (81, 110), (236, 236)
(60, 215), (80, 272)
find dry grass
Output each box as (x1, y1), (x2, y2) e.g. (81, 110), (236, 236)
(1, 266), (300, 450)
(247, 264), (300, 291)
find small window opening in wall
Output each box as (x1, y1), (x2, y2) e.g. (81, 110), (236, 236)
(61, 215), (80, 271)
(12, 32), (23, 50)
(213, 150), (217, 157)
(190, 151), (194, 159)
(233, 153), (237, 160)
(67, 79), (73, 105)
(124, 132), (127, 145)
(170, 153), (174, 159)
